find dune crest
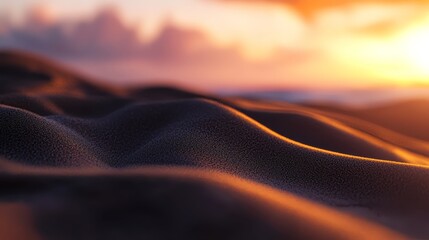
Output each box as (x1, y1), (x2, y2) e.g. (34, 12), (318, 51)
(0, 50), (428, 239)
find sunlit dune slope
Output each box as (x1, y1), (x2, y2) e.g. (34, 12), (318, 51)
(228, 99), (428, 165)
(305, 100), (429, 142)
(1, 50), (429, 239)
(302, 102), (429, 157)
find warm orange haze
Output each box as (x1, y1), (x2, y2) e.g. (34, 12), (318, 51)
(2, 0), (429, 90)
(1, 1), (429, 240)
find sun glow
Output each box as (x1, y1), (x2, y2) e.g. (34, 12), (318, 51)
(326, 13), (429, 87)
(398, 23), (429, 77)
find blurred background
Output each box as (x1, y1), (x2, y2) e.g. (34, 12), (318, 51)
(1, 0), (429, 103)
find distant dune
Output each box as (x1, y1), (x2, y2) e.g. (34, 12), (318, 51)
(1, 50), (429, 239)
(305, 100), (429, 141)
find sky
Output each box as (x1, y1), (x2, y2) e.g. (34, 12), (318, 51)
(1, 0), (429, 91)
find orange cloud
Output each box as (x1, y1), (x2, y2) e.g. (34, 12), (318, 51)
(222, 0), (428, 17)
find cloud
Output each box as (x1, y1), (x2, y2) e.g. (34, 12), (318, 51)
(6, 4), (408, 91)
(0, 6), (250, 64)
(69, 7), (145, 58)
(145, 24), (211, 61)
(0, 5), (322, 90)
(0, 6), (146, 59)
(213, 0), (428, 44)
(221, 0), (428, 16)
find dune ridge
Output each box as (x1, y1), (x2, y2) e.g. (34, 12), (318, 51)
(1, 50), (429, 239)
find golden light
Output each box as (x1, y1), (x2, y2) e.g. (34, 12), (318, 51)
(398, 23), (429, 77)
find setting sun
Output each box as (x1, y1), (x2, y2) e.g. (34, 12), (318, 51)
(2, 1), (429, 240)
(399, 21), (429, 78)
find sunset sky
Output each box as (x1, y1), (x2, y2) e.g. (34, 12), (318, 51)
(1, 0), (429, 90)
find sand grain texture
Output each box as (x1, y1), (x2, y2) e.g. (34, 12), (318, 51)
(0, 51), (428, 239)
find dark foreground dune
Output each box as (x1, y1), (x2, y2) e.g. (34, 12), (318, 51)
(1, 51), (429, 239)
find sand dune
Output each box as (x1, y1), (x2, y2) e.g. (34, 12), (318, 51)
(305, 100), (429, 141)
(302, 102), (429, 158)
(1, 50), (429, 239)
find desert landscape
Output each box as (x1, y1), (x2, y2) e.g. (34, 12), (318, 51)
(2, 0), (429, 239)
(0, 50), (429, 239)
